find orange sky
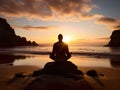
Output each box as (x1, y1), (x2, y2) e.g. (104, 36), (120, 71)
(0, 0), (120, 45)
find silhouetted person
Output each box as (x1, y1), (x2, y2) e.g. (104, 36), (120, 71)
(29, 34), (78, 77)
(50, 34), (71, 62)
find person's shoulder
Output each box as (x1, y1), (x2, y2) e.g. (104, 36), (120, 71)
(53, 42), (59, 46)
(63, 42), (68, 46)
(54, 41), (68, 46)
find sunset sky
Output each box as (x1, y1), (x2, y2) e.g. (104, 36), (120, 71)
(0, 0), (120, 45)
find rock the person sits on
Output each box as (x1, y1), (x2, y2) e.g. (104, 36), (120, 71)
(43, 61), (78, 75)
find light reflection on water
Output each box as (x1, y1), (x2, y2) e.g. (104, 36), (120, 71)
(13, 55), (111, 68)
(1, 46), (120, 68)
(70, 55), (111, 67)
(13, 55), (52, 68)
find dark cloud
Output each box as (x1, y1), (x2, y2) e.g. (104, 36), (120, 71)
(96, 17), (118, 24)
(45, 0), (92, 14)
(0, 0), (101, 20)
(96, 17), (120, 30)
(113, 25), (120, 30)
(0, 0), (53, 19)
(14, 25), (58, 30)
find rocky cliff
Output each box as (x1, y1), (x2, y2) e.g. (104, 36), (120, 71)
(106, 30), (120, 47)
(0, 18), (38, 47)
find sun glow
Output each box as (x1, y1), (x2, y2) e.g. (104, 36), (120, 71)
(63, 35), (72, 43)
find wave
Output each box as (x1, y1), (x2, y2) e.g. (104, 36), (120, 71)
(1, 49), (120, 58)
(73, 52), (120, 58)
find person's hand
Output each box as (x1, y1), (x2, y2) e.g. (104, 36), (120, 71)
(69, 52), (72, 57)
(49, 52), (51, 55)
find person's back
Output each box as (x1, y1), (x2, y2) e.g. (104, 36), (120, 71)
(50, 34), (71, 62)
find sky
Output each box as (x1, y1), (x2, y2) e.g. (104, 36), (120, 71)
(0, 0), (120, 45)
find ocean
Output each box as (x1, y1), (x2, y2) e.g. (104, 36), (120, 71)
(0, 45), (120, 68)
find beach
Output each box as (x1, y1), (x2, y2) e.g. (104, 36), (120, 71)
(0, 46), (120, 90)
(0, 65), (120, 90)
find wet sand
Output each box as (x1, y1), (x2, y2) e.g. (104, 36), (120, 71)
(0, 64), (120, 90)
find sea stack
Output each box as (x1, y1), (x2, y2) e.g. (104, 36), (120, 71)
(106, 30), (120, 47)
(0, 17), (38, 47)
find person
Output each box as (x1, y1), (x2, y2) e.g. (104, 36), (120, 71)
(50, 34), (71, 62)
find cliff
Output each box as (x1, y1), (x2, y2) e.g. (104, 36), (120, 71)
(0, 18), (38, 47)
(106, 30), (120, 47)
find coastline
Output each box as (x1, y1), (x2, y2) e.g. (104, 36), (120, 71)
(0, 64), (120, 90)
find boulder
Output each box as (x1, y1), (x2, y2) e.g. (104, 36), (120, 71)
(43, 61), (78, 75)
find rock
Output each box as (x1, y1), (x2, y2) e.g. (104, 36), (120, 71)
(0, 54), (27, 64)
(0, 17), (38, 47)
(43, 61), (78, 75)
(106, 30), (120, 47)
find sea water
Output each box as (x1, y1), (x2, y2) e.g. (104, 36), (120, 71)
(0, 45), (120, 68)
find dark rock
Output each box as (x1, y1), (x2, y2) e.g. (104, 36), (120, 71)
(0, 54), (27, 64)
(106, 30), (120, 47)
(0, 17), (38, 47)
(86, 70), (98, 77)
(43, 61), (78, 75)
(14, 73), (25, 78)
(32, 70), (44, 77)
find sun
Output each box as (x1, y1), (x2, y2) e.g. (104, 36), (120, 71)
(63, 35), (71, 43)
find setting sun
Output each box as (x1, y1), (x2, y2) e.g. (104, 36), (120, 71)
(63, 35), (72, 43)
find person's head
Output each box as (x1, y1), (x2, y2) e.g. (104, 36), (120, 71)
(58, 34), (63, 42)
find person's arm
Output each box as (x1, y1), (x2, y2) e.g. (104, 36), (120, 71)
(65, 44), (71, 59)
(49, 44), (56, 60)
(52, 44), (56, 55)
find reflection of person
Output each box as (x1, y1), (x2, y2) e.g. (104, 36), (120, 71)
(50, 34), (71, 62)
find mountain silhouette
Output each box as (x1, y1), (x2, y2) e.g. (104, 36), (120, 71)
(106, 30), (120, 47)
(0, 17), (38, 47)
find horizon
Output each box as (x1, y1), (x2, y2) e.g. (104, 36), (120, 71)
(0, 0), (120, 45)
(37, 37), (110, 47)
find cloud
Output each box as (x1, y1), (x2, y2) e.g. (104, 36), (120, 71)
(0, 0), (53, 19)
(96, 17), (120, 30)
(113, 25), (120, 30)
(14, 25), (58, 30)
(73, 37), (109, 46)
(0, 0), (101, 21)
